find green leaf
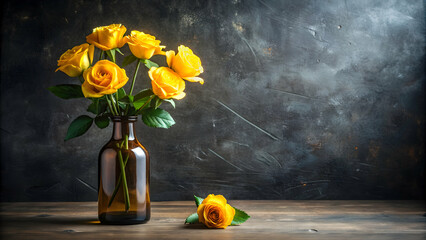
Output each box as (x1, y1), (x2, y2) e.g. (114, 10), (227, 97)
(141, 108), (175, 128)
(134, 89), (154, 101)
(194, 195), (204, 207)
(163, 99), (176, 108)
(118, 101), (127, 110)
(105, 49), (116, 62)
(185, 213), (199, 224)
(94, 115), (110, 129)
(122, 54), (138, 67)
(230, 207), (250, 225)
(48, 84), (84, 99)
(115, 48), (124, 55)
(154, 97), (163, 109)
(119, 95), (134, 104)
(65, 115), (93, 141)
(117, 88), (126, 100)
(99, 50), (105, 60)
(133, 89), (155, 111)
(87, 99), (99, 114)
(144, 59), (159, 69)
(87, 98), (108, 115)
(97, 100), (108, 114)
(133, 96), (152, 110)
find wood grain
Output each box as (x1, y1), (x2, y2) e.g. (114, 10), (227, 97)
(1, 201), (425, 239)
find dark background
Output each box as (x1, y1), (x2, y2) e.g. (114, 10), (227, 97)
(0, 0), (424, 201)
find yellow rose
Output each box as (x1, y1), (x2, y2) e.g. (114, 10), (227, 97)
(124, 30), (166, 59)
(55, 43), (94, 77)
(81, 60), (129, 98)
(166, 45), (204, 84)
(86, 24), (127, 51)
(148, 67), (186, 100)
(197, 194), (235, 229)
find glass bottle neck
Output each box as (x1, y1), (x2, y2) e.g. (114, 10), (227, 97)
(112, 117), (137, 141)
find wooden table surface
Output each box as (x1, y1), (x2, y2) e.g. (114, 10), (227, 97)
(1, 201), (425, 240)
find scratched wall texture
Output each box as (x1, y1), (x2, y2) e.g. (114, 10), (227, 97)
(0, 0), (424, 201)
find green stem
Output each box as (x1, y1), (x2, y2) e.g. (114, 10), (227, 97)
(129, 59), (142, 96)
(117, 148), (130, 212)
(115, 93), (120, 115)
(108, 153), (129, 207)
(108, 135), (130, 209)
(125, 59), (143, 116)
(108, 95), (119, 116)
(99, 50), (104, 61)
(106, 97), (117, 116)
(78, 75), (84, 84)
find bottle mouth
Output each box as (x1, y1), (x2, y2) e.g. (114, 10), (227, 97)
(111, 116), (138, 122)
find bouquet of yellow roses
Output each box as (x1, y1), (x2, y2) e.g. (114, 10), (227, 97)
(50, 24), (204, 140)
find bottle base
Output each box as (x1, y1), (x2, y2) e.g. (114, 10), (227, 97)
(99, 211), (150, 225)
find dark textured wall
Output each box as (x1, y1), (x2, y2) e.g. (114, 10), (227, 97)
(0, 0), (424, 201)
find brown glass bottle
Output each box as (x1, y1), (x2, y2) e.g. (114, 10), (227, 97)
(98, 116), (150, 224)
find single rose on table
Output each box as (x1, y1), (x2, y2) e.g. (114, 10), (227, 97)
(197, 194), (235, 229)
(185, 194), (250, 229)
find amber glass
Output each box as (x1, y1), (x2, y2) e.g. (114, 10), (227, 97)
(98, 116), (150, 224)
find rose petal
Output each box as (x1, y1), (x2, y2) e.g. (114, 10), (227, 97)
(166, 50), (175, 68)
(56, 64), (82, 77)
(82, 80), (104, 98)
(183, 76), (204, 84)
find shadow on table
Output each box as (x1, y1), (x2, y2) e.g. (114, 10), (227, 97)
(25, 215), (101, 226)
(182, 223), (216, 230)
(49, 218), (101, 225)
(11, 215), (226, 229)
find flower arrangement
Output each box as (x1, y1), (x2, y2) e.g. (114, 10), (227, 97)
(49, 25), (249, 228)
(50, 24), (204, 140)
(185, 195), (250, 229)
